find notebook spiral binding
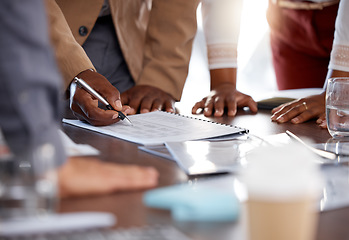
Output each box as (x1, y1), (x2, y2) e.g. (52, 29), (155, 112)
(165, 111), (249, 134)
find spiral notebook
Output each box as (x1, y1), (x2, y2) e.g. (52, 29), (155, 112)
(63, 111), (248, 145)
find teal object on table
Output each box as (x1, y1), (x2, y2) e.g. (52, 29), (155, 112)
(143, 184), (240, 222)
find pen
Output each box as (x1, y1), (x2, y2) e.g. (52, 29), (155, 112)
(73, 77), (133, 125)
(285, 130), (336, 160)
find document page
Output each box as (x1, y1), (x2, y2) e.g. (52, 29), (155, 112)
(63, 111), (247, 145)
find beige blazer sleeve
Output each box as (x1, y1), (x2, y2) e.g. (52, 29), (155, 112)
(45, 0), (95, 91)
(138, 0), (200, 100)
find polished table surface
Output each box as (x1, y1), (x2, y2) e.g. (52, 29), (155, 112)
(61, 106), (349, 240)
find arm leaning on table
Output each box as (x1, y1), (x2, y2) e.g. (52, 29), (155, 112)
(0, 0), (158, 199)
(192, 0), (257, 117)
(121, 0), (200, 114)
(47, 0), (200, 123)
(271, 0), (349, 126)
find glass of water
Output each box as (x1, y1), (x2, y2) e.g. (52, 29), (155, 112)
(0, 143), (58, 220)
(326, 77), (349, 138)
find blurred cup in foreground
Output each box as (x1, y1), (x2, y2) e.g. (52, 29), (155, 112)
(241, 143), (323, 240)
(0, 143), (58, 220)
(326, 77), (349, 138)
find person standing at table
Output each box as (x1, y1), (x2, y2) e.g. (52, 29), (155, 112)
(46, 0), (199, 126)
(0, 0), (158, 198)
(192, 0), (258, 117)
(271, 0), (349, 127)
(267, 0), (339, 90)
(192, 0), (341, 120)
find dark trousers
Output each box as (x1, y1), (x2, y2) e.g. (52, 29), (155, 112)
(267, 1), (339, 90)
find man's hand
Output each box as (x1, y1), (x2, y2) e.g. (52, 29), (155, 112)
(192, 83), (258, 117)
(271, 92), (326, 124)
(57, 157), (159, 198)
(70, 70), (131, 126)
(121, 85), (175, 114)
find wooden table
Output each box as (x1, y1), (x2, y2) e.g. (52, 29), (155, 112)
(60, 107), (349, 240)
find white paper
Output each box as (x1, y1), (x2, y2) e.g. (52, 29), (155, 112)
(165, 140), (249, 175)
(0, 212), (115, 236)
(59, 130), (99, 156)
(63, 111), (247, 145)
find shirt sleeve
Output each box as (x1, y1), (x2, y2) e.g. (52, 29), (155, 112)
(329, 0), (349, 72)
(0, 0), (66, 166)
(45, 0), (95, 91)
(137, 0), (200, 100)
(202, 0), (243, 70)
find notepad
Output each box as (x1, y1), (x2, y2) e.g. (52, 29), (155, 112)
(63, 111), (248, 145)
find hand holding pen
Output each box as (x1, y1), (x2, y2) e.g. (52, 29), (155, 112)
(69, 70), (132, 126)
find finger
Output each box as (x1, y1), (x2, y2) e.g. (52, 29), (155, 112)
(121, 100), (136, 115)
(122, 105), (133, 115)
(271, 105), (283, 114)
(318, 112), (326, 122)
(318, 120), (327, 129)
(271, 101), (295, 114)
(192, 100), (206, 114)
(127, 95), (143, 114)
(271, 102), (299, 121)
(76, 70), (122, 111)
(164, 99), (175, 113)
(224, 97), (237, 117)
(139, 96), (154, 113)
(72, 89), (120, 126)
(213, 97), (226, 117)
(245, 98), (258, 113)
(235, 95), (257, 113)
(290, 111), (314, 124)
(203, 98), (215, 117)
(150, 98), (163, 112)
(275, 103), (307, 123)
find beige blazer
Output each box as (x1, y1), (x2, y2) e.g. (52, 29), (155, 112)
(46, 0), (199, 100)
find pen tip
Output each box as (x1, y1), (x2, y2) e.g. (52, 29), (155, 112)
(126, 116), (133, 126)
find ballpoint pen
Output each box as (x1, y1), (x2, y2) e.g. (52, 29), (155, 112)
(285, 130), (336, 160)
(73, 77), (133, 125)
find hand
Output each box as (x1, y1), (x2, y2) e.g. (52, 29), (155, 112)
(57, 157), (159, 198)
(191, 83), (258, 117)
(121, 85), (175, 114)
(70, 69), (131, 126)
(316, 114), (327, 128)
(271, 92), (326, 124)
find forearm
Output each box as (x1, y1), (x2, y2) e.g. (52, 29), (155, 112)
(210, 68), (237, 90)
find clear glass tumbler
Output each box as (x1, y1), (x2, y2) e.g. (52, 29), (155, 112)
(0, 143), (58, 220)
(326, 77), (349, 138)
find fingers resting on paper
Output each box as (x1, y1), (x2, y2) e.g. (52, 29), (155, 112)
(191, 83), (258, 117)
(70, 70), (131, 126)
(121, 85), (175, 115)
(58, 157), (159, 198)
(271, 92), (326, 125)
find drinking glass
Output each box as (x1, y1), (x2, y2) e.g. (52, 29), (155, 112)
(326, 77), (349, 138)
(0, 143), (58, 220)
